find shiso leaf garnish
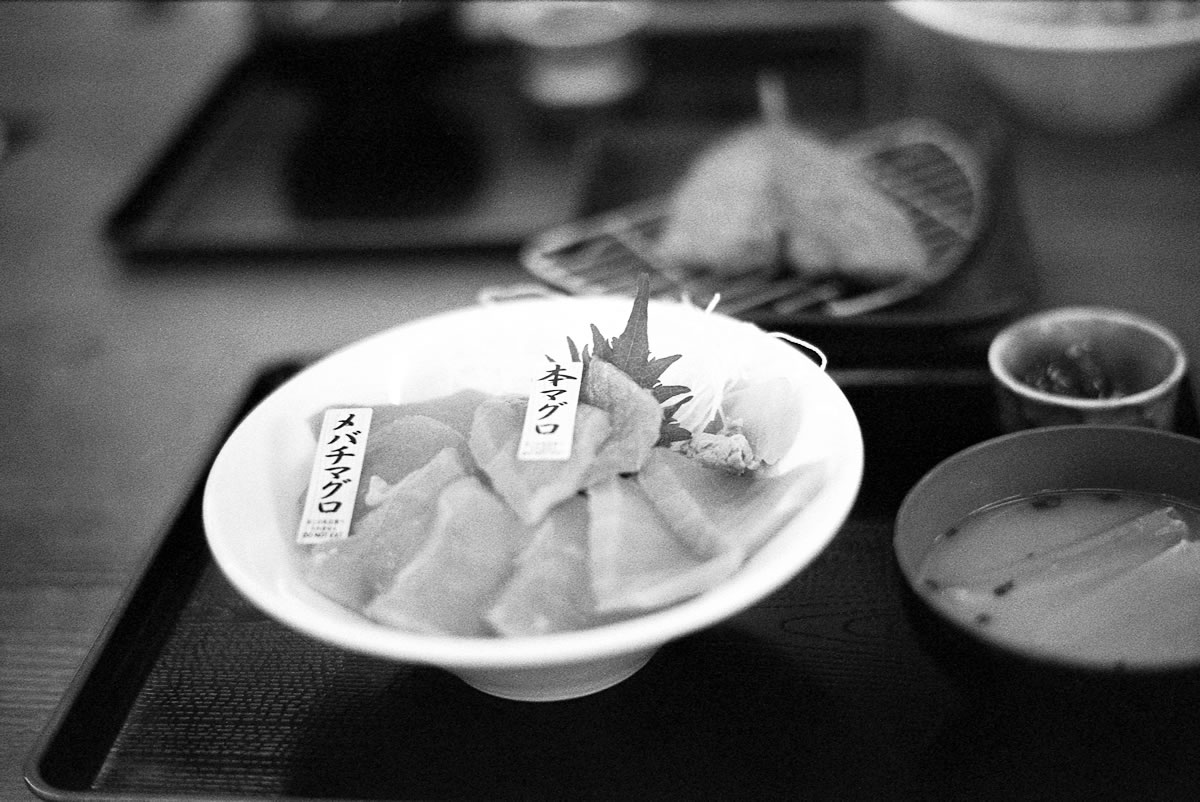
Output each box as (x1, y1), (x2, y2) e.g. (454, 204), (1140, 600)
(568, 275), (694, 446)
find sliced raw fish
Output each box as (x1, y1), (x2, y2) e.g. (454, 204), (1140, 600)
(304, 447), (468, 610)
(368, 390), (489, 438)
(469, 396), (613, 525)
(649, 447), (826, 555)
(580, 357), (662, 481)
(588, 477), (744, 613)
(365, 476), (532, 636)
(309, 390), (487, 439)
(353, 413), (466, 511)
(486, 496), (598, 636)
(636, 448), (731, 559)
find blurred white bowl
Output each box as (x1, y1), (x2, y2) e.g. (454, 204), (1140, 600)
(202, 297), (862, 701)
(887, 0), (1200, 134)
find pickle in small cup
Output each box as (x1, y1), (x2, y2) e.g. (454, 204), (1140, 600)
(988, 307), (1186, 432)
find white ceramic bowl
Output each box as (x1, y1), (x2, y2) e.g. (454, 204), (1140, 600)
(887, 0), (1200, 134)
(202, 297), (862, 701)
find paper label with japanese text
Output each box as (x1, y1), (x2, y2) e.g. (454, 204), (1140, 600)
(297, 407), (372, 544)
(517, 358), (582, 461)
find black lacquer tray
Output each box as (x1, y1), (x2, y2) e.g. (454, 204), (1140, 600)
(105, 26), (880, 262)
(26, 358), (1200, 801)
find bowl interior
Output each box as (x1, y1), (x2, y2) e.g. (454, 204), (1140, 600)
(202, 297), (863, 671)
(895, 424), (1200, 674)
(989, 307), (1186, 405)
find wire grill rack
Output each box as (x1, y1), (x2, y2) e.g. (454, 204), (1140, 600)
(521, 118), (989, 319)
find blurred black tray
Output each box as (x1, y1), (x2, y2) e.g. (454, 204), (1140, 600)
(26, 359), (1200, 801)
(105, 25), (879, 262)
(528, 119), (1036, 336)
(106, 21), (1035, 347)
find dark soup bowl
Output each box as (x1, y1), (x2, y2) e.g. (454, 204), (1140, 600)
(894, 424), (1200, 714)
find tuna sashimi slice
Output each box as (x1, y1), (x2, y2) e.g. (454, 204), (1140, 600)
(365, 475), (532, 636)
(469, 396), (612, 525)
(361, 414), (465, 490)
(646, 447), (826, 555)
(486, 496), (598, 636)
(636, 448), (731, 559)
(588, 477), (743, 614)
(304, 447), (468, 610)
(580, 358), (662, 481)
(369, 389), (489, 439)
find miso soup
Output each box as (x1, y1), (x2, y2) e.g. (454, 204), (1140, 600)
(917, 489), (1200, 668)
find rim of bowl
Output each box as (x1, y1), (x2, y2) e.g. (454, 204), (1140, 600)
(202, 297), (865, 670)
(894, 423), (1200, 674)
(889, 0), (1200, 52)
(987, 306), (1187, 411)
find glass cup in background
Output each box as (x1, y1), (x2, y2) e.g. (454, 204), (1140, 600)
(493, 1), (653, 110)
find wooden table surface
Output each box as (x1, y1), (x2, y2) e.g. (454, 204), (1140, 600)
(3, 3), (1200, 800)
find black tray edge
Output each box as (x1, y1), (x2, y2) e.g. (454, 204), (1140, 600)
(102, 46), (259, 262)
(102, 26), (884, 265)
(24, 361), (1200, 800)
(22, 361), (300, 802)
(18, 360), (952, 800)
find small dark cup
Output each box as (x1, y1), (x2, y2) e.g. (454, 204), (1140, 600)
(988, 306), (1186, 432)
